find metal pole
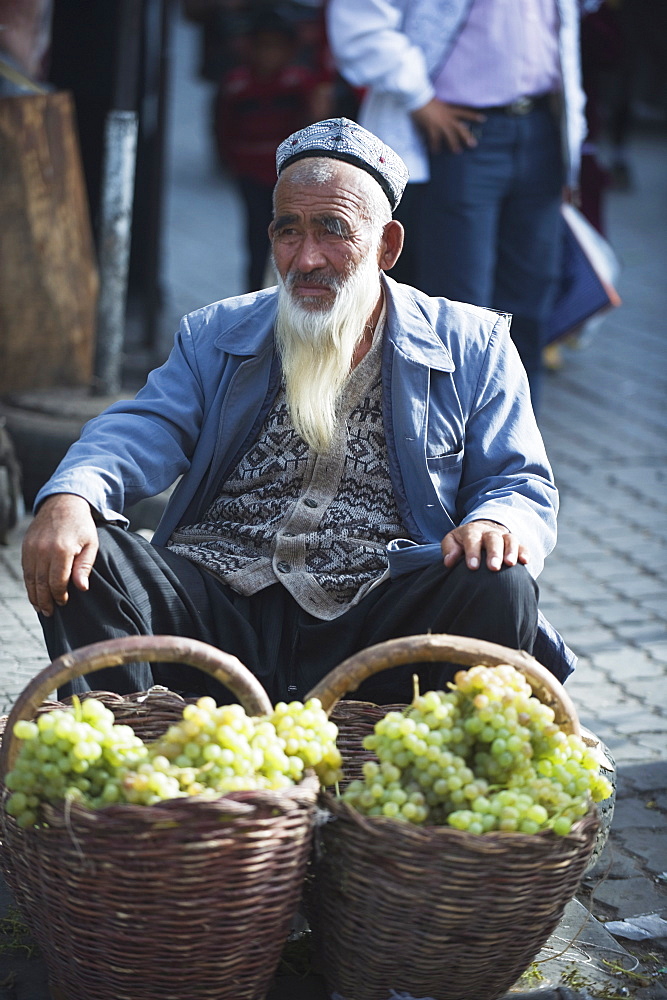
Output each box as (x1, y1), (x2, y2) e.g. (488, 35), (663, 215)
(142, 0), (174, 352)
(91, 0), (143, 396)
(92, 109), (139, 396)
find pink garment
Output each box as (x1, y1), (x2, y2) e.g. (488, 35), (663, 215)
(434, 0), (562, 107)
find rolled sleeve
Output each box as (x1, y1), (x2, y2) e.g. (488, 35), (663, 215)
(457, 317), (558, 577)
(327, 0), (434, 111)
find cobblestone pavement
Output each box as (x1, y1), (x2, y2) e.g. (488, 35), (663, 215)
(1, 13), (666, 999)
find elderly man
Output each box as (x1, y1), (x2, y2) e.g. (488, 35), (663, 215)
(22, 118), (572, 705)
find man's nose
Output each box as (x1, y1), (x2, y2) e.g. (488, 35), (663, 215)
(293, 233), (327, 272)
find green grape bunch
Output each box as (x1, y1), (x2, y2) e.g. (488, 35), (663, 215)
(4, 696), (148, 827)
(342, 665), (613, 836)
(3, 695), (343, 827)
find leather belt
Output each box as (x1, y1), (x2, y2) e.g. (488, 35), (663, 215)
(476, 94), (553, 116)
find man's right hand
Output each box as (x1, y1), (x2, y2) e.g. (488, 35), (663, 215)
(22, 494), (99, 617)
(411, 98), (486, 154)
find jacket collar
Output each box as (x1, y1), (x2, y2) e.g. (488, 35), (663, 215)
(210, 277), (455, 372)
(383, 275), (455, 371)
(212, 287), (278, 355)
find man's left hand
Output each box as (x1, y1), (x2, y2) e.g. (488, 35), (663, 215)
(441, 520), (529, 572)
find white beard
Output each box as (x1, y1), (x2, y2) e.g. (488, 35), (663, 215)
(273, 249), (382, 453)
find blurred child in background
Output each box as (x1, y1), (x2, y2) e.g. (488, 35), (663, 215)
(214, 7), (331, 291)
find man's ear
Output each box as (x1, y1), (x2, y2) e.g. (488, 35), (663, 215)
(378, 219), (405, 272)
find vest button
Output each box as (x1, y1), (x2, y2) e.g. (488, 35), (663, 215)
(303, 498), (318, 508)
(277, 561), (291, 574)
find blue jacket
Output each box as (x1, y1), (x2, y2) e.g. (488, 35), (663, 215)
(36, 278), (574, 679)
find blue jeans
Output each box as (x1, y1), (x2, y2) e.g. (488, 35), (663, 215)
(415, 105), (564, 411)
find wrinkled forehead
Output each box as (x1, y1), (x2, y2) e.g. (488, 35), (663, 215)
(276, 156), (377, 196)
(273, 158), (383, 221)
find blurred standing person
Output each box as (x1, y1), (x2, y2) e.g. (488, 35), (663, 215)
(543, 2), (618, 372)
(182, 0), (251, 84)
(215, 7), (331, 291)
(327, 0), (600, 411)
(0, 0), (52, 95)
(578, 2), (623, 235)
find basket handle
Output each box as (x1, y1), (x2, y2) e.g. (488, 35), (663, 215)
(0, 634), (273, 778)
(305, 633), (580, 736)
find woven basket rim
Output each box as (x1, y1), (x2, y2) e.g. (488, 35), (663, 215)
(0, 771), (321, 832)
(319, 789), (599, 846)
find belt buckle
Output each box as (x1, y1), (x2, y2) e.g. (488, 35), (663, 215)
(508, 97), (534, 116)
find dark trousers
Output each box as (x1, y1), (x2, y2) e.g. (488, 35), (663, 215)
(415, 106), (564, 412)
(387, 181), (426, 288)
(237, 175), (273, 292)
(42, 526), (539, 706)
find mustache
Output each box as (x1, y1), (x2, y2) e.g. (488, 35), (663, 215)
(284, 269), (342, 291)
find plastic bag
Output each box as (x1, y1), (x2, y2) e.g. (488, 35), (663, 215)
(546, 203), (621, 343)
(604, 913), (667, 941)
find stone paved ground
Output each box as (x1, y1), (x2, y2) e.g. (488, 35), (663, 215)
(1, 11), (666, 998)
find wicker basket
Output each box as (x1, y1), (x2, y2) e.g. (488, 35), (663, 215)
(305, 633), (601, 1000)
(0, 635), (320, 1000)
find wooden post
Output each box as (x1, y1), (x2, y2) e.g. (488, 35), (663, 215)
(0, 91), (98, 394)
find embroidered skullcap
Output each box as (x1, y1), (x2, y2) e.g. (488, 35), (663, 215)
(276, 117), (409, 210)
